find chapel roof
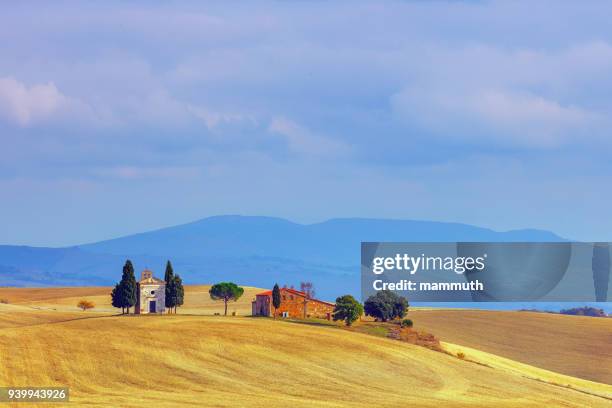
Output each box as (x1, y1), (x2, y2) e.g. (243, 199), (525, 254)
(139, 276), (165, 285)
(139, 268), (165, 285)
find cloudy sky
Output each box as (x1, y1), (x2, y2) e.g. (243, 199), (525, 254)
(2, 1), (612, 246)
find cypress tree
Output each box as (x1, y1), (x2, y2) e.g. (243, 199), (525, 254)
(272, 283), (281, 318)
(166, 279), (176, 314)
(120, 260), (137, 314)
(173, 274), (184, 314)
(111, 283), (125, 314)
(164, 260), (175, 313)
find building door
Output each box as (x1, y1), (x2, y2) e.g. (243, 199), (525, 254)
(149, 300), (156, 313)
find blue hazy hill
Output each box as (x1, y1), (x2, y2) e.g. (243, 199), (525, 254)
(80, 215), (564, 263)
(1, 215), (566, 299)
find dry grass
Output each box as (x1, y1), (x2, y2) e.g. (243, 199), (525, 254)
(0, 285), (262, 315)
(1, 287), (610, 406)
(441, 341), (612, 401)
(0, 303), (97, 330)
(409, 309), (612, 385)
(0, 312), (610, 407)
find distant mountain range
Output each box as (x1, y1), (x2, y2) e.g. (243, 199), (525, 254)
(0, 215), (565, 299)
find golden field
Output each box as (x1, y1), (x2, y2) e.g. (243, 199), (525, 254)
(0, 310), (610, 407)
(409, 309), (612, 384)
(0, 287), (610, 407)
(0, 285), (262, 315)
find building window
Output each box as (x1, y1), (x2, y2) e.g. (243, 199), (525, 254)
(290, 295), (294, 300)
(282, 295), (286, 300)
(282, 311), (289, 318)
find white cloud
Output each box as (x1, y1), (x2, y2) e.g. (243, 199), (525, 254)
(390, 42), (612, 147)
(392, 86), (599, 147)
(268, 117), (349, 157)
(187, 105), (255, 130)
(0, 77), (69, 126)
(473, 90), (595, 141)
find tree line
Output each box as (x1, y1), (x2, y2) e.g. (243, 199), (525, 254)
(110, 260), (184, 314)
(332, 290), (409, 326)
(108, 265), (409, 321)
(266, 281), (409, 327)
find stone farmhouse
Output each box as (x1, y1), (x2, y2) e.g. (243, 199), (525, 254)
(135, 269), (165, 314)
(252, 287), (335, 319)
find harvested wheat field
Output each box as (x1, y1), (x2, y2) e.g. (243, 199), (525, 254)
(0, 303), (97, 329)
(0, 285), (262, 315)
(0, 311), (611, 407)
(409, 309), (612, 385)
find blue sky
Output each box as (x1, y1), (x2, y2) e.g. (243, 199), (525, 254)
(2, 1), (612, 246)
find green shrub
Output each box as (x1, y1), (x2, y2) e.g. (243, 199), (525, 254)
(457, 352), (465, 360)
(332, 295), (364, 326)
(401, 318), (413, 328)
(364, 290), (409, 322)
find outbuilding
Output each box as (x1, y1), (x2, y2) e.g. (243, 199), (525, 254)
(252, 287), (334, 319)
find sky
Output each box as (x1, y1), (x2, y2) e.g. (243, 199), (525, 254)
(2, 1), (612, 246)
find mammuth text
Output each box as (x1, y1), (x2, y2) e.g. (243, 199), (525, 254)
(373, 280), (484, 292)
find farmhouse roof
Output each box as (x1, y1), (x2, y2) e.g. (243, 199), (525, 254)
(255, 287), (334, 306)
(256, 287), (303, 296)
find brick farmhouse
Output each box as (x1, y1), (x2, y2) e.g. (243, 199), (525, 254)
(252, 287), (335, 319)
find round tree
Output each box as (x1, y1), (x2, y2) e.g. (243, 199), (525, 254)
(364, 290), (408, 322)
(77, 299), (95, 311)
(209, 282), (244, 316)
(332, 295), (363, 326)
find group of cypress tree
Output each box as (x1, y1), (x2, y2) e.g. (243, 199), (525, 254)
(163, 260), (185, 314)
(110, 259), (184, 314)
(110, 260), (137, 314)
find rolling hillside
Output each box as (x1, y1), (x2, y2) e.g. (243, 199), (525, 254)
(0, 311), (609, 407)
(0, 285), (263, 315)
(409, 309), (612, 384)
(1, 286), (610, 390)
